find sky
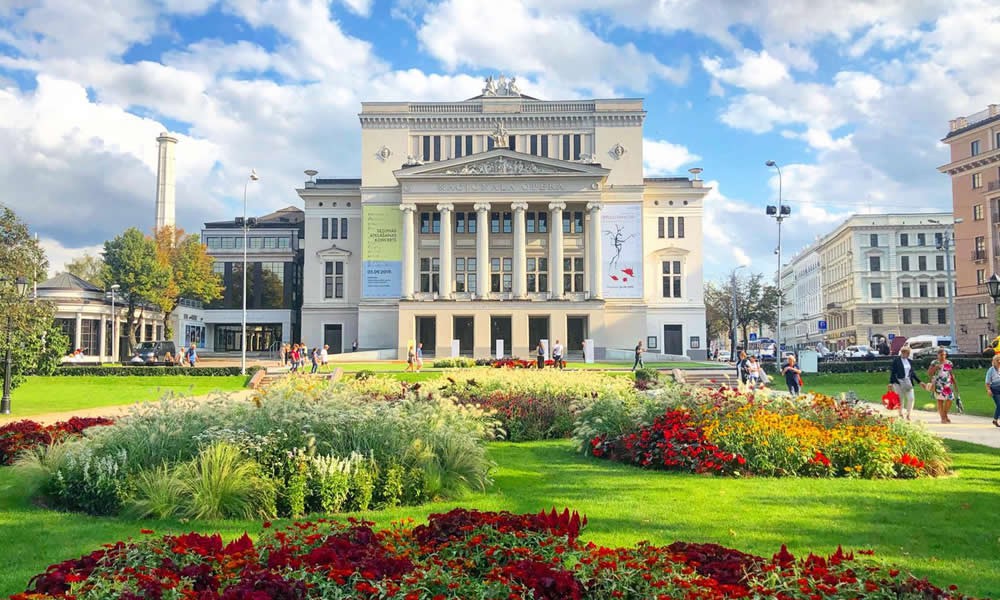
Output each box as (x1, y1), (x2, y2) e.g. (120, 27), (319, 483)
(1, 0), (998, 282)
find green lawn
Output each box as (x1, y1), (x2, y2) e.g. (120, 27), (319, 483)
(3, 376), (249, 418)
(0, 439), (996, 597)
(805, 370), (998, 417)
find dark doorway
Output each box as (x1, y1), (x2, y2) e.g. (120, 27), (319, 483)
(324, 324), (343, 354)
(416, 316), (437, 357)
(663, 324), (683, 355)
(214, 324), (282, 352)
(490, 316), (512, 357)
(566, 316), (588, 357)
(453, 316), (474, 356)
(528, 316), (549, 350)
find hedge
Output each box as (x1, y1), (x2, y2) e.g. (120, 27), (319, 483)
(759, 357), (993, 375)
(52, 366), (262, 377)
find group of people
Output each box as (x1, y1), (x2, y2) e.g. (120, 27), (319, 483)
(889, 345), (970, 424)
(280, 343), (329, 374)
(736, 350), (803, 395)
(533, 340), (566, 369)
(405, 342), (424, 372)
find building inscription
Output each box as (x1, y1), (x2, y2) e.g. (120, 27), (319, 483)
(434, 182), (566, 193)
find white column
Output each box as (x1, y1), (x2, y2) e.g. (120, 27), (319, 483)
(400, 203), (417, 299)
(99, 316), (107, 359)
(587, 202), (603, 299)
(548, 202), (566, 299)
(512, 201), (529, 299)
(475, 202), (491, 298)
(437, 203), (454, 299)
(74, 313), (82, 351)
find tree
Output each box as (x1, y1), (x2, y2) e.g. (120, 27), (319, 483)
(0, 205), (68, 391)
(153, 226), (223, 339)
(704, 271), (781, 358)
(64, 252), (106, 287)
(103, 228), (172, 354)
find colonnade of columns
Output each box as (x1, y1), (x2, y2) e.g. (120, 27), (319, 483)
(399, 200), (604, 301)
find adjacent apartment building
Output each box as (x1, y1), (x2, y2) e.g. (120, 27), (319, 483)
(295, 79), (709, 359)
(780, 214), (954, 351)
(938, 104), (1000, 352)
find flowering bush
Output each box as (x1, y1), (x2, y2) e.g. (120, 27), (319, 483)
(583, 388), (950, 479)
(0, 417), (113, 465)
(14, 508), (973, 599)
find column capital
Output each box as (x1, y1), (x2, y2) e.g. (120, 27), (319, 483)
(586, 201), (603, 213)
(511, 201), (529, 212)
(474, 202), (492, 212)
(400, 203), (418, 214)
(435, 202), (455, 212)
(548, 201), (567, 212)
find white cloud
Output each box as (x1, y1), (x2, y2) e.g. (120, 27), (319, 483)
(701, 50), (790, 91)
(37, 238), (105, 280)
(642, 139), (700, 176)
(339, 0), (373, 17)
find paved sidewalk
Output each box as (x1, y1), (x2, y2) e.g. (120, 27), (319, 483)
(864, 402), (1000, 449)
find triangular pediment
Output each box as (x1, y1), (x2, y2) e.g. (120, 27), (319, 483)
(316, 244), (352, 259)
(394, 149), (610, 179)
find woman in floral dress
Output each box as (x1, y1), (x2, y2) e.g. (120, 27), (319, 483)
(927, 347), (957, 424)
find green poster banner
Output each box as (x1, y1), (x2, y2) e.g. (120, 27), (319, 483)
(362, 205), (402, 297)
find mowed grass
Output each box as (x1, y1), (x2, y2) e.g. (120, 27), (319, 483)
(2, 376), (248, 418)
(0, 439), (997, 597)
(805, 370), (998, 417)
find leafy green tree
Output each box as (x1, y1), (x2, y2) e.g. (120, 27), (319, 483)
(103, 228), (172, 354)
(153, 226), (223, 340)
(64, 252), (106, 287)
(704, 271), (781, 356)
(0, 205), (68, 391)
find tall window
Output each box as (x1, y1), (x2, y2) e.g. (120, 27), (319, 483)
(869, 256), (881, 271)
(975, 236), (987, 259)
(917, 233), (926, 246)
(900, 233), (908, 246)
(974, 204), (984, 220)
(901, 256), (910, 271)
(918, 255), (927, 271)
(872, 309), (883, 325)
(901, 283), (911, 298)
(658, 217), (665, 238)
(491, 257), (512, 292)
(526, 257), (548, 293)
(936, 255), (945, 270)
(491, 212), (500, 233)
(421, 135), (442, 162)
(420, 258), (440, 293)
(432, 213), (441, 234)
(340, 218), (348, 239)
(564, 211), (584, 234)
(870, 282), (882, 299)
(972, 139), (981, 156)
(467, 212), (477, 233)
(456, 212), (465, 234)
(502, 212), (512, 233)
(420, 212), (431, 234)
(574, 211), (584, 232)
(978, 268), (987, 284)
(919, 308), (929, 325)
(902, 308), (912, 324)
(919, 283), (928, 297)
(678, 217), (685, 238)
(455, 257), (476, 293)
(937, 282), (946, 297)
(870, 234), (878, 247)
(973, 172), (983, 189)
(937, 308), (947, 324)
(662, 261), (682, 298)
(453, 135), (473, 158)
(529, 134), (549, 157)
(324, 261), (344, 299)
(562, 135), (570, 160)
(536, 212), (547, 233)
(563, 257), (585, 292)
(526, 211), (536, 233)
(979, 303), (989, 318)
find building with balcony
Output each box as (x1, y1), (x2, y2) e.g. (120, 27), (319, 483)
(780, 214), (954, 351)
(938, 104), (1000, 352)
(201, 206), (304, 352)
(296, 80), (708, 359)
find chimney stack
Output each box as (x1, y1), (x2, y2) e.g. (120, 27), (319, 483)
(155, 132), (178, 232)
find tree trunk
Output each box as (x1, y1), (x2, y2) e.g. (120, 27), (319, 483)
(125, 299), (138, 356)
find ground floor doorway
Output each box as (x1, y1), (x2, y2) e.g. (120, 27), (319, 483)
(214, 323), (282, 352)
(663, 324), (683, 355)
(566, 316), (588, 358)
(416, 316), (437, 357)
(528, 316), (549, 351)
(324, 324), (343, 354)
(453, 316), (474, 356)
(490, 316), (512, 357)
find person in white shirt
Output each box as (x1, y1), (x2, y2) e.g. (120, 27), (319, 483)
(321, 344), (329, 366)
(888, 345), (919, 420)
(551, 340), (564, 369)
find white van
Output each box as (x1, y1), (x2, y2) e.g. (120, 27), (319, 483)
(905, 335), (953, 357)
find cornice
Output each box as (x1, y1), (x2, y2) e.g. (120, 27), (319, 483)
(358, 113), (646, 130)
(937, 148), (1000, 175)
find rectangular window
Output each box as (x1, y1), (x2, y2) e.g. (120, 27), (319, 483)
(901, 256), (910, 271)
(205, 236), (220, 249)
(468, 212), (477, 233)
(563, 257), (585, 292)
(667, 217), (675, 238)
(972, 139), (981, 156)
(973, 172), (982, 189)
(918, 256), (927, 271)
(452, 135), (472, 159)
(563, 211), (571, 233)
(490, 257), (513, 292)
(979, 303), (989, 318)
(321, 219), (328, 239)
(870, 234), (878, 247)
(455, 212), (465, 234)
(249, 237), (263, 249)
(937, 308), (947, 324)
(869, 256), (880, 272)
(902, 308), (912, 324)
(455, 257), (477, 293)
(222, 237), (235, 249)
(432, 212), (441, 234)
(454, 135), (464, 158)
(974, 204), (984, 220)
(502, 212), (512, 233)
(917, 233), (926, 246)
(491, 212), (500, 233)
(508, 136), (516, 151)
(975, 236), (987, 259)
(487, 136), (495, 151)
(978, 268), (987, 284)
(937, 282), (946, 297)
(340, 218), (348, 239)
(433, 136), (441, 161)
(900, 233), (908, 246)
(422, 136), (431, 162)
(562, 135), (570, 160)
(934, 232), (944, 247)
(574, 211), (584, 233)
(530, 135), (538, 156)
(919, 308), (929, 325)
(420, 257), (440, 293)
(324, 261), (344, 299)
(936, 255), (945, 270)
(678, 216), (685, 238)
(526, 211), (536, 233)
(526, 257), (549, 293)
(662, 261), (683, 298)
(919, 283), (928, 297)
(872, 309), (883, 325)
(541, 135), (549, 157)
(573, 133), (582, 160)
(263, 237), (277, 249)
(870, 282), (882, 299)
(537, 212), (547, 233)
(658, 217), (665, 238)
(278, 237), (290, 249)
(901, 283), (910, 298)
(420, 212), (431, 234)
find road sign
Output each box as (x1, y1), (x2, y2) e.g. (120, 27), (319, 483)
(749, 333), (758, 342)
(887, 333), (896, 341)
(817, 320), (828, 331)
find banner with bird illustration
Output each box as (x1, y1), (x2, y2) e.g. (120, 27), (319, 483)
(601, 203), (643, 298)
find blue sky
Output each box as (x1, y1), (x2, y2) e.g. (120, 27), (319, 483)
(0, 0), (997, 279)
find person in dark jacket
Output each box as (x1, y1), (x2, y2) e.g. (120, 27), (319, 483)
(888, 345), (919, 420)
(736, 350), (750, 386)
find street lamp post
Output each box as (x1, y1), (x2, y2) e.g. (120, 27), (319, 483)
(108, 284), (120, 363)
(241, 169), (260, 376)
(929, 219), (959, 350)
(730, 265), (746, 361)
(765, 160), (790, 369)
(2, 276), (30, 414)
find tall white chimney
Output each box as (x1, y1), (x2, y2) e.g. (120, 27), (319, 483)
(154, 132), (178, 232)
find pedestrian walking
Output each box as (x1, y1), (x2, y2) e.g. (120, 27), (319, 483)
(290, 344), (300, 373)
(321, 344), (329, 367)
(984, 354), (1000, 428)
(279, 343), (287, 367)
(352, 338), (358, 352)
(747, 356), (761, 388)
(536, 341), (545, 369)
(781, 355), (802, 396)
(415, 342), (424, 372)
(928, 347), (958, 424)
(736, 350), (750, 386)
(632, 340), (645, 371)
(405, 343), (416, 372)
(551, 339), (564, 370)
(185, 343), (198, 368)
(310, 346), (319, 374)
(889, 345), (919, 420)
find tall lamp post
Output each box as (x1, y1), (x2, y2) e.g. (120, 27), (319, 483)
(2, 276), (30, 414)
(929, 218), (960, 350)
(730, 265), (746, 361)
(241, 169), (260, 376)
(765, 160), (790, 368)
(107, 284), (120, 363)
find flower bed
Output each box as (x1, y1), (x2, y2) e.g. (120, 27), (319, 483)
(14, 508), (971, 599)
(579, 388), (950, 478)
(0, 417), (113, 466)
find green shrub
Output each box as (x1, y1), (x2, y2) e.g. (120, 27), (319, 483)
(309, 454), (354, 513)
(379, 463), (405, 508)
(282, 450), (310, 518)
(125, 464), (186, 519)
(53, 366), (261, 377)
(354, 369), (376, 380)
(180, 442), (276, 520)
(432, 358), (477, 368)
(350, 459), (376, 511)
(633, 367), (660, 383)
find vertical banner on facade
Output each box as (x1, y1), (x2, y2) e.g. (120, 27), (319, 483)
(601, 203), (643, 298)
(362, 205), (402, 298)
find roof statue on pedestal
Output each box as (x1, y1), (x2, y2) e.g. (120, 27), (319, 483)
(482, 74), (521, 97)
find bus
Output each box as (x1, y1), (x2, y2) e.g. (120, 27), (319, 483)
(747, 338), (777, 359)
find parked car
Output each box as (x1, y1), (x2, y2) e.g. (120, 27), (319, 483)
(132, 340), (177, 365)
(844, 345), (876, 358)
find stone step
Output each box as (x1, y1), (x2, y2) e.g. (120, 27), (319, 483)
(668, 369), (739, 388)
